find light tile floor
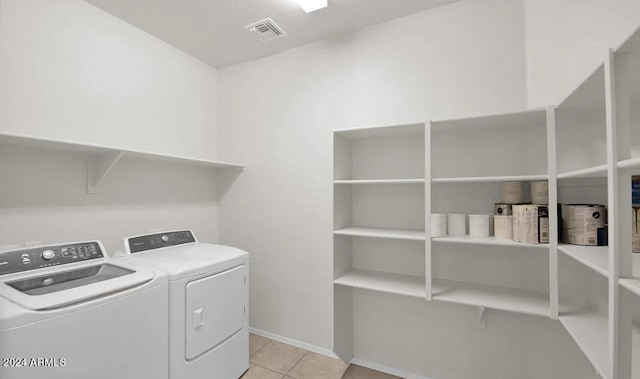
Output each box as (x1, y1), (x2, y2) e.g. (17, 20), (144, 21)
(243, 333), (402, 379)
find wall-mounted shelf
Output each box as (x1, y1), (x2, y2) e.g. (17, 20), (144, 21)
(558, 309), (610, 379)
(558, 245), (609, 277)
(432, 279), (551, 317)
(557, 165), (608, 179)
(0, 132), (246, 194)
(333, 179), (425, 185)
(334, 270), (426, 299)
(617, 157), (640, 171)
(431, 174), (548, 183)
(432, 236), (549, 249)
(333, 227), (426, 241)
(619, 278), (640, 297)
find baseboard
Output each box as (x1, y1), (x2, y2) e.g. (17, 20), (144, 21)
(249, 327), (339, 359)
(249, 327), (434, 379)
(350, 357), (433, 379)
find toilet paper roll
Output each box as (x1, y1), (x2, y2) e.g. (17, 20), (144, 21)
(494, 215), (513, 239)
(447, 214), (466, 236)
(531, 181), (549, 204)
(502, 181), (523, 204)
(431, 214), (447, 237)
(469, 214), (490, 238)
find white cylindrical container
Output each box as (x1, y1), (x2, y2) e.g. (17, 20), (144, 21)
(531, 180), (549, 204)
(447, 214), (466, 236)
(494, 215), (513, 239)
(469, 214), (490, 238)
(431, 214), (447, 237)
(502, 181), (523, 204)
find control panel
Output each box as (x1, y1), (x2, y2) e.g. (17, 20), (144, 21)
(128, 230), (196, 254)
(0, 242), (104, 276)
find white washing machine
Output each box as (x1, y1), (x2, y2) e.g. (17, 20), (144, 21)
(0, 240), (169, 379)
(115, 230), (249, 379)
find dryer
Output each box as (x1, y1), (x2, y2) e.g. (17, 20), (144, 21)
(115, 230), (249, 379)
(0, 240), (168, 379)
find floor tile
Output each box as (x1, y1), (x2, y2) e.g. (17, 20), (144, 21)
(250, 333), (272, 356)
(342, 364), (402, 379)
(250, 341), (307, 374)
(241, 364), (284, 379)
(287, 352), (348, 379)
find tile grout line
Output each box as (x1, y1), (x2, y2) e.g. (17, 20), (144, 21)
(251, 339), (273, 358)
(284, 350), (309, 378)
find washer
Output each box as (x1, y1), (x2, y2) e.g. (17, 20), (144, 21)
(115, 230), (249, 379)
(0, 240), (168, 379)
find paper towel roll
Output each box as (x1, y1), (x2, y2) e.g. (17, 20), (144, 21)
(469, 214), (490, 238)
(447, 214), (466, 236)
(502, 181), (523, 204)
(431, 214), (447, 237)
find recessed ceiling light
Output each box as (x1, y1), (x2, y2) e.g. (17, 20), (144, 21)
(297, 0), (327, 13)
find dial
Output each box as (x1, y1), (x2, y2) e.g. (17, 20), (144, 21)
(161, 235), (170, 242)
(42, 250), (55, 260)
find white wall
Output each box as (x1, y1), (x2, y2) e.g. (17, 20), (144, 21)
(217, 0), (595, 377)
(0, 0), (223, 250)
(525, 0), (640, 107)
(0, 0), (218, 160)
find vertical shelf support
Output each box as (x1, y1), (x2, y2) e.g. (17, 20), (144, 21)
(476, 307), (487, 329)
(425, 121), (432, 301)
(605, 48), (632, 379)
(87, 151), (124, 194)
(546, 106), (559, 320)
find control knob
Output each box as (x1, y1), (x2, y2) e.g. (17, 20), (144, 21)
(161, 235), (170, 242)
(42, 250), (55, 260)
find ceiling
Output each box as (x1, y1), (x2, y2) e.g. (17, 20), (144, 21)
(85, 0), (460, 68)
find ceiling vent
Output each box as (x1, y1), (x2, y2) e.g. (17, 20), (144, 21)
(245, 18), (287, 42)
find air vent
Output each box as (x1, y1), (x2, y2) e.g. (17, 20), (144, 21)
(245, 18), (287, 42)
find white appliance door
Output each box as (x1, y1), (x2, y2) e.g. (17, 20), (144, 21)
(185, 265), (246, 360)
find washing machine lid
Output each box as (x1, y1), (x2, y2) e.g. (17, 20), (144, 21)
(128, 243), (248, 280)
(0, 260), (155, 311)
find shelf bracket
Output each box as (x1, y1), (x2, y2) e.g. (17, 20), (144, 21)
(476, 307), (487, 329)
(87, 151), (124, 194)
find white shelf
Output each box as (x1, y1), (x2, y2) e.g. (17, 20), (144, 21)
(334, 227), (426, 241)
(558, 244), (609, 277)
(333, 123), (425, 140)
(334, 270), (426, 299)
(559, 309), (610, 379)
(0, 131), (245, 169)
(618, 157), (640, 172)
(0, 132), (245, 194)
(620, 278), (640, 297)
(431, 174), (548, 183)
(431, 279), (550, 317)
(432, 236), (549, 249)
(557, 165), (608, 179)
(333, 179), (425, 185)
(430, 108), (548, 130)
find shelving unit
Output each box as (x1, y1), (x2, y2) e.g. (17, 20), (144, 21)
(0, 132), (245, 193)
(430, 108), (556, 320)
(332, 122), (427, 362)
(332, 26), (640, 378)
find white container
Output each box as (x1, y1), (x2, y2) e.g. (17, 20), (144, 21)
(431, 214), (447, 237)
(502, 181), (523, 204)
(447, 214), (466, 236)
(531, 181), (549, 204)
(469, 214), (490, 238)
(494, 215), (513, 239)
